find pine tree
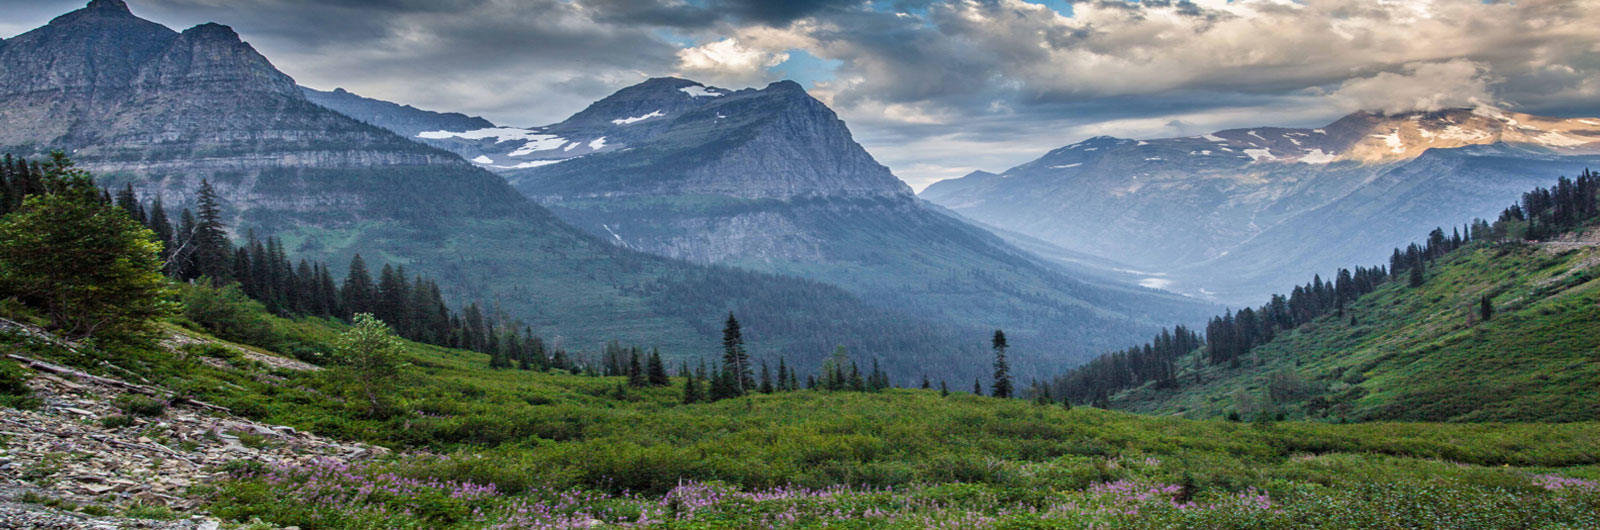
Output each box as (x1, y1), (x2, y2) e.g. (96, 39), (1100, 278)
(0, 155), (173, 341)
(682, 371), (701, 404)
(776, 358), (790, 392)
(973, 378), (982, 395)
(627, 350), (646, 387)
(1408, 260), (1426, 288)
(1479, 294), (1493, 322)
(940, 380), (949, 397)
(191, 179), (232, 282)
(721, 313), (752, 395)
(646, 350), (670, 386)
(991, 329), (1013, 398)
(921, 375), (931, 389)
(342, 254), (377, 317)
(759, 361), (773, 393)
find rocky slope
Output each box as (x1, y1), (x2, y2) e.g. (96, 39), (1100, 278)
(379, 78), (1217, 369)
(921, 108), (1600, 304)
(0, 0), (1011, 382)
(0, 326), (381, 529)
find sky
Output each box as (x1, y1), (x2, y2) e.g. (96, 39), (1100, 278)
(6, 0), (1600, 191)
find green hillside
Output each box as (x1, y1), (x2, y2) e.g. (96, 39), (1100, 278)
(1114, 232), (1600, 422)
(4, 297), (1599, 529)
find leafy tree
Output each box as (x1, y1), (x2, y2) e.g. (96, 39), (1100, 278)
(991, 330), (1013, 399)
(0, 154), (173, 341)
(332, 313), (406, 418)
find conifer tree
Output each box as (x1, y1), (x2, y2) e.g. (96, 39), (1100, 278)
(191, 179), (232, 282)
(1479, 294), (1493, 322)
(776, 358), (790, 392)
(682, 371), (701, 404)
(940, 380), (949, 397)
(647, 350), (669, 386)
(759, 361), (773, 393)
(342, 254), (377, 317)
(721, 313), (752, 394)
(627, 350), (647, 387)
(991, 329), (1013, 398)
(1408, 260), (1426, 288)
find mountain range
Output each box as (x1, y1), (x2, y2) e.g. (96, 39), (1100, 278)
(317, 76), (1214, 370)
(921, 108), (1600, 304)
(0, 0), (1213, 380)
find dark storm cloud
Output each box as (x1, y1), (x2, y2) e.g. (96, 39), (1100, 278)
(583, 0), (867, 28)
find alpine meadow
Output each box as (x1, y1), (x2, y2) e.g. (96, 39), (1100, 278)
(2, 1), (1599, 529)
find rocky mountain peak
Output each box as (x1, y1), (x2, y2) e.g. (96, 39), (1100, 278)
(86, 0), (132, 13)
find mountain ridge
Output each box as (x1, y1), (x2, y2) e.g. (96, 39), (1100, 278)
(921, 107), (1600, 304)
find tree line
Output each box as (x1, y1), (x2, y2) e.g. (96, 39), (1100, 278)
(1046, 169), (1600, 407)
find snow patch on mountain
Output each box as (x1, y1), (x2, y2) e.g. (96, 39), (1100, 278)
(494, 159), (568, 169)
(612, 110), (665, 125)
(419, 127), (547, 143)
(1299, 149), (1336, 164)
(508, 135), (569, 156)
(589, 137), (607, 150)
(471, 155), (493, 164)
(680, 86), (725, 98)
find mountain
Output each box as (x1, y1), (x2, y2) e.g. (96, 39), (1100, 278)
(0, 0), (1012, 382)
(374, 77), (1217, 370)
(921, 108), (1600, 304)
(302, 86), (494, 140)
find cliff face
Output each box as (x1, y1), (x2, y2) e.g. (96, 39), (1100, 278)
(0, 1), (510, 224)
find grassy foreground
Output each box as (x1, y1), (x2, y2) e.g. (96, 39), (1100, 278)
(6, 295), (1600, 529)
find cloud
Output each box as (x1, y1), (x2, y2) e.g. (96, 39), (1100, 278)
(676, 38), (790, 86)
(45, 0), (1598, 188)
(1330, 60), (1495, 115)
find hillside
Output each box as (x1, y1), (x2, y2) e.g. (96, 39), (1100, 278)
(1113, 227), (1600, 422)
(921, 108), (1600, 304)
(3, 300), (1599, 528)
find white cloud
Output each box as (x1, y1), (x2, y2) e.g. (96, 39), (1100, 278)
(675, 38), (790, 86)
(1330, 60), (1495, 115)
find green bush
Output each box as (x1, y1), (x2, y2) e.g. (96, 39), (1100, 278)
(182, 343), (241, 361)
(112, 394), (166, 417)
(100, 415), (135, 429)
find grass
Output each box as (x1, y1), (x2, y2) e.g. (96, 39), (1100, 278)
(1115, 237), (1600, 422)
(5, 283), (1600, 528)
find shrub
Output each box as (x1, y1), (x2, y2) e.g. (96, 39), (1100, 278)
(113, 394), (167, 417)
(100, 415), (136, 429)
(182, 342), (241, 361)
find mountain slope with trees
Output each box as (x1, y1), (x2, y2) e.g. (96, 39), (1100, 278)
(1049, 171), (1600, 422)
